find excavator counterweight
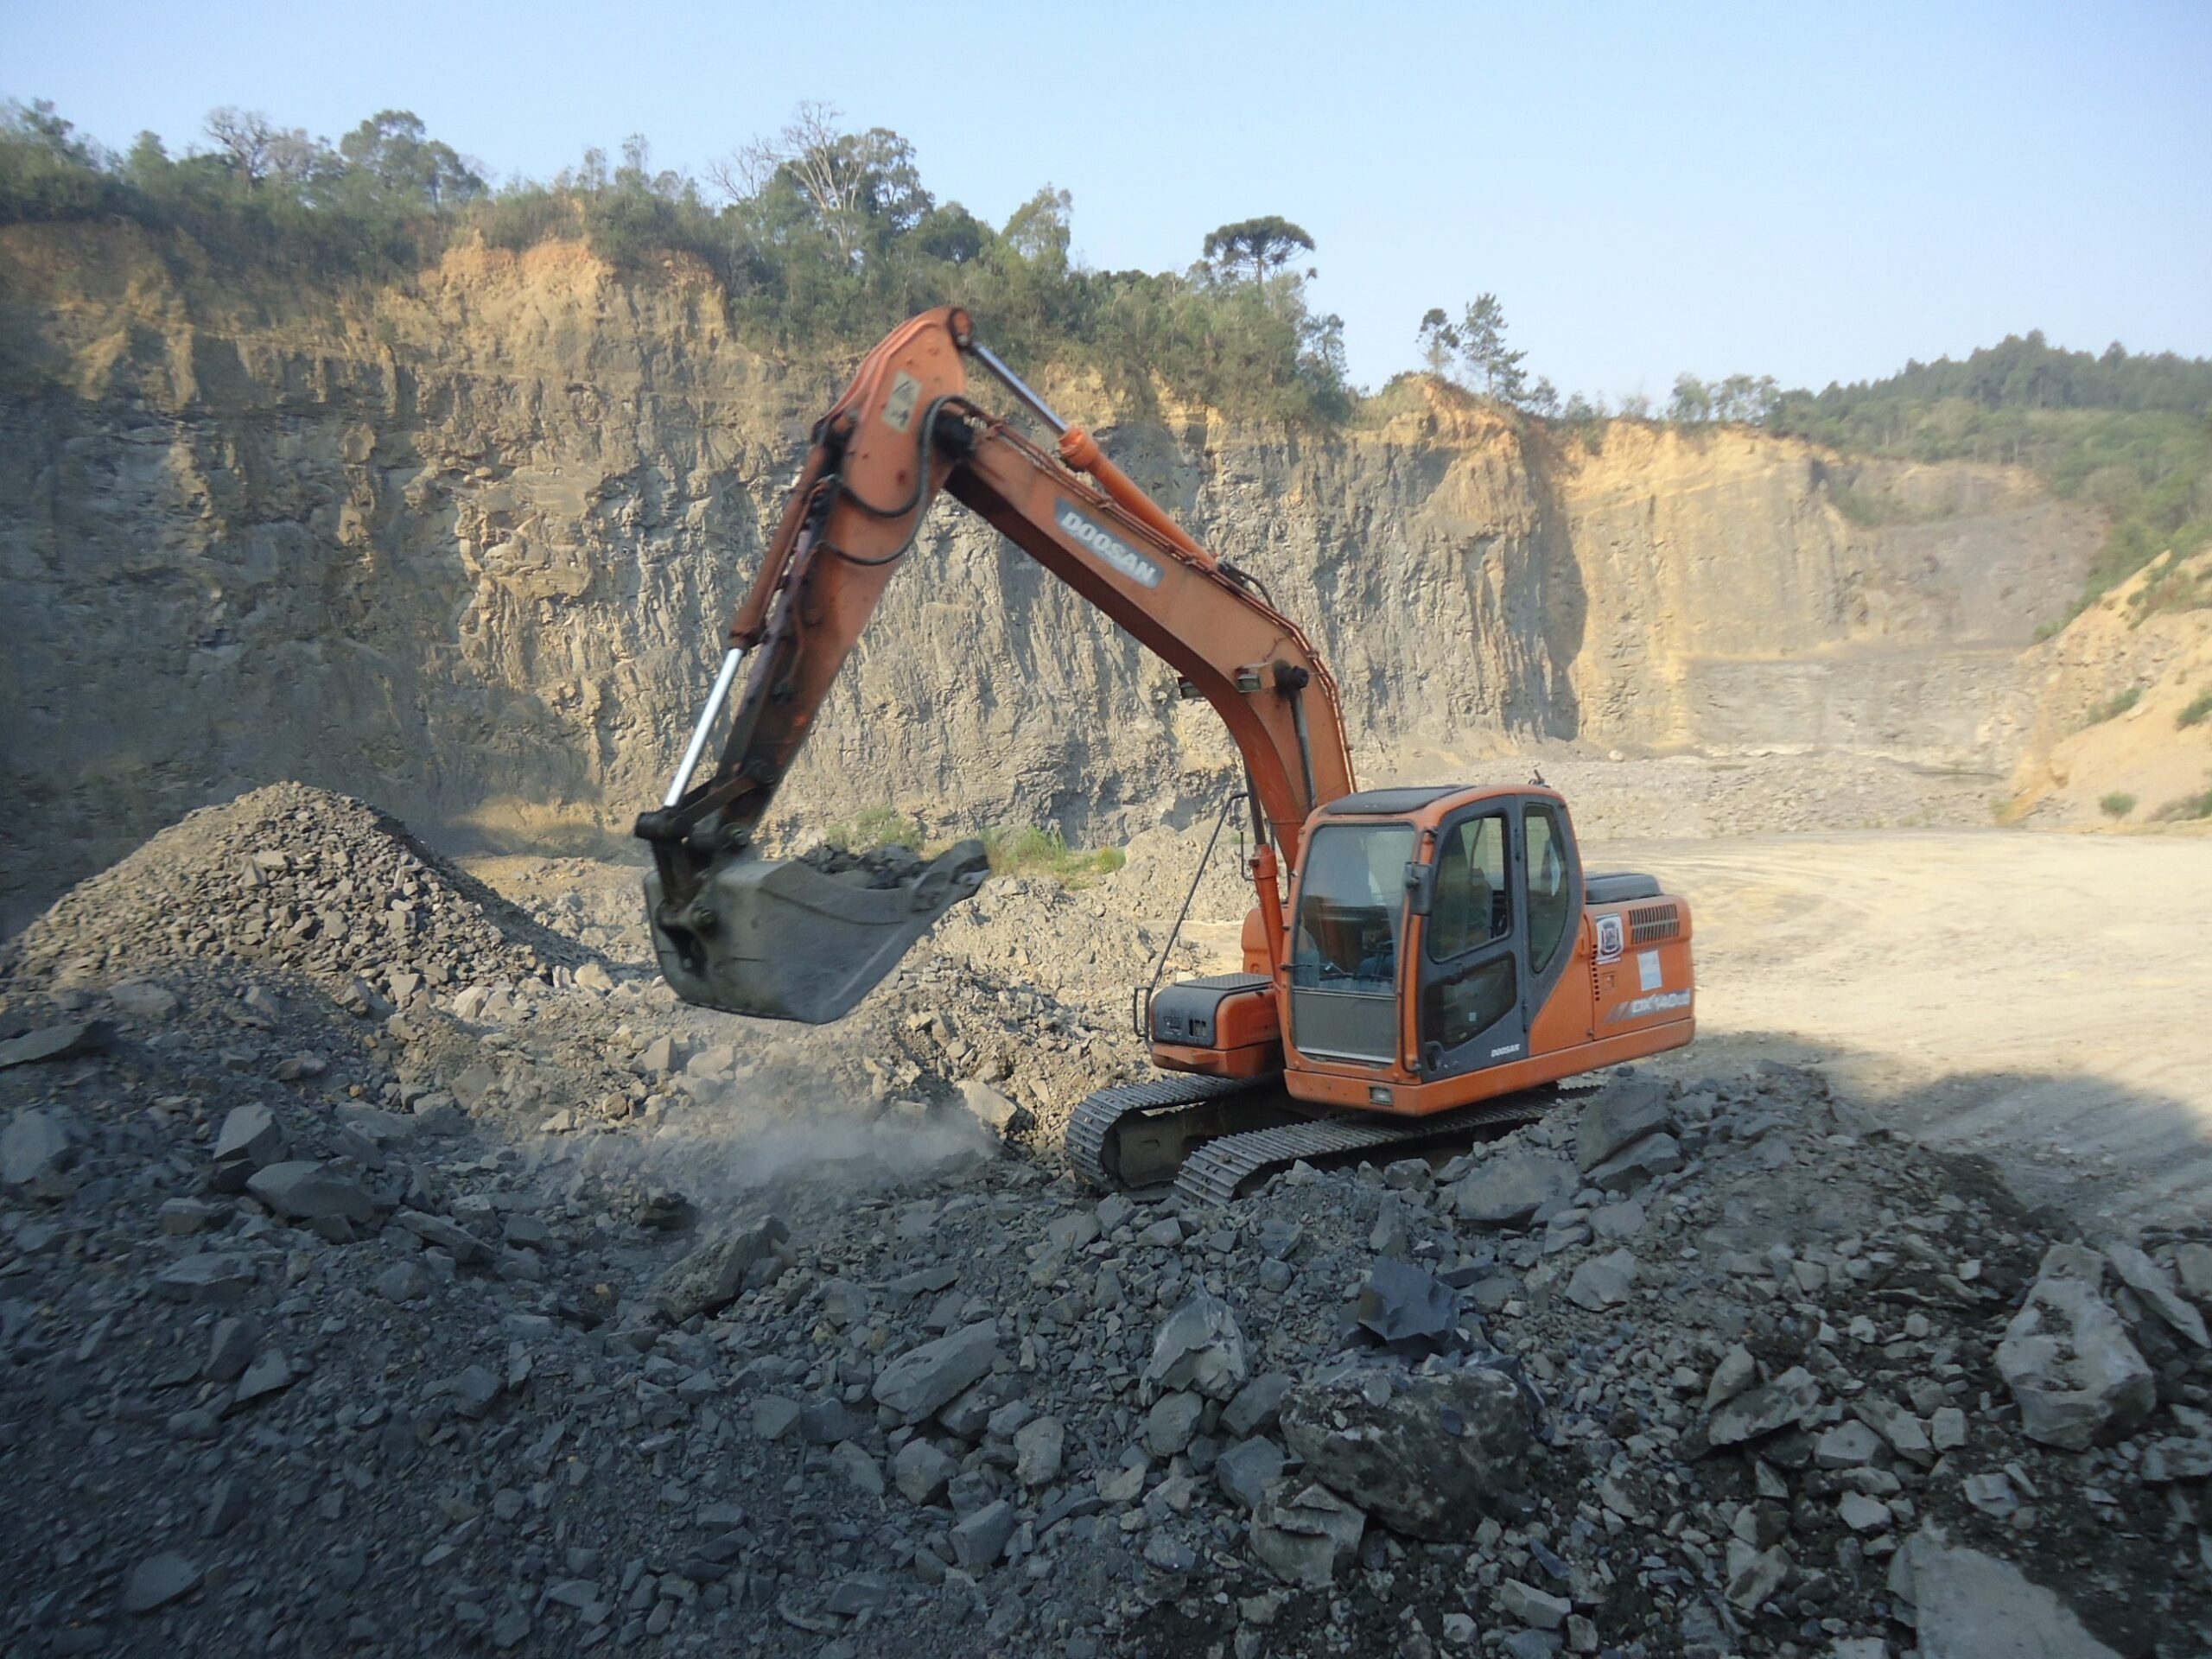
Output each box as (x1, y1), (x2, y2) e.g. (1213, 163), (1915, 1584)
(638, 308), (1695, 1195)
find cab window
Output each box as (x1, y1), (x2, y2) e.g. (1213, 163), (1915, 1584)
(1291, 823), (1414, 994)
(1525, 804), (1571, 974)
(1427, 811), (1510, 961)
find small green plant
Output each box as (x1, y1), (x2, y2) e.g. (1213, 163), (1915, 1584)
(981, 825), (1126, 886)
(2083, 686), (2142, 726)
(2152, 785), (2212, 821)
(2177, 688), (2212, 729)
(821, 806), (925, 852)
(2099, 791), (2136, 819)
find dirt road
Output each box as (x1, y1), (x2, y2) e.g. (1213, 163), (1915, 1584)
(1603, 829), (2212, 1233)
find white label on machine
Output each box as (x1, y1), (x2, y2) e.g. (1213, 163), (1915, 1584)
(881, 371), (922, 432)
(1637, 949), (1663, 992)
(1595, 914), (1624, 963)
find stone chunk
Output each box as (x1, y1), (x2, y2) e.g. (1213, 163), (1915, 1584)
(1995, 1244), (2155, 1450)
(956, 1079), (1019, 1135)
(2105, 1243), (2209, 1348)
(652, 1215), (789, 1321)
(155, 1252), (257, 1305)
(1565, 1248), (1638, 1311)
(213, 1104), (286, 1187)
(1575, 1079), (1671, 1172)
(233, 1349), (294, 1404)
(829, 1441), (885, 1497)
(891, 1438), (955, 1504)
(1890, 1529), (2121, 1659)
(1707, 1365), (1821, 1446)
(1249, 1481), (1365, 1586)
(1215, 1437), (1285, 1510)
(2171, 1242), (2212, 1304)
(1014, 1416), (1065, 1486)
(1145, 1390), (1205, 1458)
(247, 1160), (378, 1241)
(392, 1209), (489, 1264)
(1452, 1149), (1575, 1230)
(0, 1020), (108, 1070)
(950, 1499), (1015, 1570)
(1584, 1132), (1683, 1194)
(120, 1550), (200, 1614)
(1500, 1579), (1571, 1630)
(874, 1320), (1000, 1420)
(1142, 1291), (1248, 1402)
(1279, 1363), (1532, 1538)
(1223, 1372), (1294, 1438)
(110, 982), (181, 1020)
(1356, 1259), (1460, 1350)
(2, 1107), (74, 1191)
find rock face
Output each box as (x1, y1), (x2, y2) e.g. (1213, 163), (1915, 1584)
(1278, 1364), (1533, 1538)
(1995, 1244), (2156, 1450)
(0, 227), (2099, 931)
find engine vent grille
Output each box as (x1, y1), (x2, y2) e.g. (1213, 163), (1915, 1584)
(1629, 903), (1681, 944)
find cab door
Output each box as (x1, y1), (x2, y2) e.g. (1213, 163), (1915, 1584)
(1413, 804), (1528, 1078)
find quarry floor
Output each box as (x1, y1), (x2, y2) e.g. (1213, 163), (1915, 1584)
(1595, 829), (2212, 1234)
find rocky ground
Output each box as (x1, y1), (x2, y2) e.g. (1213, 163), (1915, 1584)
(3, 784), (2208, 1658)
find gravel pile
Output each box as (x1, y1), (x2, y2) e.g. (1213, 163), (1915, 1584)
(1, 788), (2205, 1658)
(1, 784), (574, 1001)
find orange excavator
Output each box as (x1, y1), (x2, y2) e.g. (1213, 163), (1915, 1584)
(635, 307), (1694, 1199)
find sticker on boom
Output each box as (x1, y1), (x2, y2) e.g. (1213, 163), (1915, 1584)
(881, 372), (921, 434)
(1055, 499), (1164, 588)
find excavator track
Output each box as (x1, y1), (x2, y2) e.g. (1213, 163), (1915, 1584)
(1071, 1072), (1591, 1199)
(1066, 1073), (1297, 1192)
(1173, 1095), (1550, 1207)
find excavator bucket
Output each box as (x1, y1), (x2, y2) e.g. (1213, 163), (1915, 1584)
(643, 841), (990, 1024)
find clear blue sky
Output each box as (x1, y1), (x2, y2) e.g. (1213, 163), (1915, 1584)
(9, 1), (2208, 397)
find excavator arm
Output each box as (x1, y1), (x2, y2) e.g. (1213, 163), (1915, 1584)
(634, 306), (1355, 1021)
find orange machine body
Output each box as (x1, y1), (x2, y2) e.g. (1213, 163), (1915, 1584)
(1148, 784), (1694, 1115)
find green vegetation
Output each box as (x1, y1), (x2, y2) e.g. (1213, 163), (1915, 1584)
(1768, 334), (2212, 601)
(818, 808), (1123, 887)
(0, 98), (1348, 423)
(2152, 783), (2212, 822)
(2099, 791), (2137, 819)
(2126, 551), (2212, 620)
(979, 826), (1126, 886)
(2179, 689), (2212, 730)
(2083, 686), (2143, 727)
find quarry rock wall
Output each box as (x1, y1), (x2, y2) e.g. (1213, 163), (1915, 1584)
(0, 227), (2101, 928)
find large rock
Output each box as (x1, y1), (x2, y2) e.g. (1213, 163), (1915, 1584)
(1575, 1079), (1671, 1171)
(1, 1106), (74, 1191)
(1249, 1480), (1366, 1586)
(1279, 1363), (1533, 1538)
(1995, 1244), (2155, 1450)
(1355, 1260), (1460, 1350)
(0, 1020), (108, 1070)
(245, 1160), (378, 1241)
(1707, 1365), (1821, 1446)
(1889, 1529), (2121, 1658)
(1451, 1149), (1575, 1230)
(873, 1320), (1000, 1420)
(1142, 1290), (1249, 1402)
(652, 1215), (790, 1321)
(1584, 1132), (1683, 1193)
(2104, 1243), (2209, 1349)
(1566, 1249), (1639, 1311)
(212, 1103), (287, 1189)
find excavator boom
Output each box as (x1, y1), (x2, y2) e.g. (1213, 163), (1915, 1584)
(634, 306), (1351, 1020)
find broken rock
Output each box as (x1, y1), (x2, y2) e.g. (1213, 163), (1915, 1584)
(1142, 1290), (1249, 1402)
(1279, 1363), (1532, 1538)
(1574, 1078), (1671, 1172)
(1452, 1148), (1575, 1230)
(1, 1107), (74, 1191)
(652, 1215), (789, 1322)
(1355, 1259), (1460, 1351)
(1707, 1365), (1821, 1447)
(245, 1160), (378, 1240)
(2104, 1242), (2209, 1348)
(1249, 1480), (1366, 1587)
(874, 1320), (1000, 1420)
(1995, 1244), (2155, 1450)
(1890, 1528), (2120, 1658)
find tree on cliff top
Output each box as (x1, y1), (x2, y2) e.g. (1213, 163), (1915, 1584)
(1203, 216), (1314, 287)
